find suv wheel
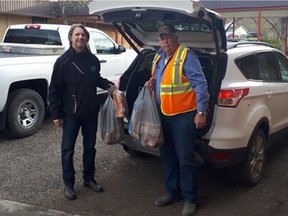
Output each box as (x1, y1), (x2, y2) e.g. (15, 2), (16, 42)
(233, 129), (266, 186)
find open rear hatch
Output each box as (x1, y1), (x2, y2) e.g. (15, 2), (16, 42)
(92, 0), (228, 136)
(91, 0), (226, 52)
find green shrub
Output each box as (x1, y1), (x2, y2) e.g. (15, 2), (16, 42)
(260, 38), (281, 49)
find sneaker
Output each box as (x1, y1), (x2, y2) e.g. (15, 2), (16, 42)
(64, 186), (76, 200)
(182, 202), (197, 216)
(83, 181), (104, 192)
(154, 193), (180, 207)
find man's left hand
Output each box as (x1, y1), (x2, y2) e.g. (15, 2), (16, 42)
(108, 85), (116, 94)
(194, 113), (206, 129)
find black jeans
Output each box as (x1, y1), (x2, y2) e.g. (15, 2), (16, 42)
(61, 115), (98, 187)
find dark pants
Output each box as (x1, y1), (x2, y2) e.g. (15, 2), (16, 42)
(159, 111), (198, 203)
(61, 115), (98, 187)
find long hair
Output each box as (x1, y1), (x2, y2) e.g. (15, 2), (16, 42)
(68, 23), (90, 45)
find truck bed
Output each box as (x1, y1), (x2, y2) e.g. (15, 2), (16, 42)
(0, 53), (47, 58)
(0, 43), (65, 57)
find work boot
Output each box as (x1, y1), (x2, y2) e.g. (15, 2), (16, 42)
(64, 186), (76, 200)
(154, 193), (180, 207)
(83, 181), (104, 192)
(182, 202), (197, 216)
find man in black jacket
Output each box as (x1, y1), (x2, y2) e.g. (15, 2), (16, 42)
(49, 23), (114, 200)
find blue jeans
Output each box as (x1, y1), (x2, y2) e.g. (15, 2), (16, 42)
(61, 115), (98, 187)
(159, 111), (198, 203)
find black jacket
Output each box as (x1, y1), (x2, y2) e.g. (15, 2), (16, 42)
(49, 46), (113, 119)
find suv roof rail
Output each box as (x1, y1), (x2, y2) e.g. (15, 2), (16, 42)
(228, 41), (275, 49)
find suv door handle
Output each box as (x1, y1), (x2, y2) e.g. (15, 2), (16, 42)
(100, 60), (107, 63)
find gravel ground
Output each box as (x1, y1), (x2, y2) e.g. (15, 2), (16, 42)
(0, 117), (142, 202)
(0, 117), (171, 216)
(1, 117), (288, 216)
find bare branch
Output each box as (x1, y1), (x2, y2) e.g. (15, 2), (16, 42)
(36, 0), (92, 24)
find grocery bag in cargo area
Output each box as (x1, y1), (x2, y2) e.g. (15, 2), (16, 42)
(128, 86), (164, 148)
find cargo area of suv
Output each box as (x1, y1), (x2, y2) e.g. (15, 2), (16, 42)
(93, 0), (228, 139)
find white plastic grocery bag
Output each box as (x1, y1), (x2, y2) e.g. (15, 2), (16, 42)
(128, 86), (164, 148)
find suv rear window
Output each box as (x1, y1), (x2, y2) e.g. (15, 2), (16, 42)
(235, 55), (258, 80)
(236, 52), (279, 81)
(137, 22), (211, 33)
(4, 29), (62, 45)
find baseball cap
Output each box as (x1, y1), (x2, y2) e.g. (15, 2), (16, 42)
(158, 24), (176, 36)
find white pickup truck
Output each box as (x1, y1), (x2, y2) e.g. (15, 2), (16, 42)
(0, 23), (137, 138)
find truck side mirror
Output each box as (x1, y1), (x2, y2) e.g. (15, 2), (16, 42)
(118, 44), (126, 53)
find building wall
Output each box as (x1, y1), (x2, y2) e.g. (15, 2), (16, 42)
(0, 14), (8, 40)
(0, 14), (31, 41)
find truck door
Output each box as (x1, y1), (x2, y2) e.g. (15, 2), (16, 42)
(89, 31), (127, 93)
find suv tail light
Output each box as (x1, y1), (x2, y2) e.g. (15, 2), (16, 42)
(218, 88), (249, 107)
(209, 152), (232, 161)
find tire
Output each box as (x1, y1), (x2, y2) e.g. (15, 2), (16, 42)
(6, 88), (45, 138)
(232, 129), (266, 186)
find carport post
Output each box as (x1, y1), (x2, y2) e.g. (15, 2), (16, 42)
(286, 17), (288, 55)
(257, 9), (262, 41)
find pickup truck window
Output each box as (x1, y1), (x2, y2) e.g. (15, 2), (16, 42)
(90, 32), (115, 54)
(4, 29), (62, 45)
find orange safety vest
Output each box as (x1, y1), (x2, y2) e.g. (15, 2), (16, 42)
(151, 45), (197, 116)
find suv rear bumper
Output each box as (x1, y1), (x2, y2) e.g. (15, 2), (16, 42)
(120, 134), (160, 156)
(120, 133), (247, 168)
(196, 139), (247, 167)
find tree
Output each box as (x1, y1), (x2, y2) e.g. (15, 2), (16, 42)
(225, 17), (284, 50)
(37, 0), (92, 25)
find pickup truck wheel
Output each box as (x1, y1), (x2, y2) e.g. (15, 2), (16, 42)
(7, 89), (45, 138)
(232, 129), (266, 186)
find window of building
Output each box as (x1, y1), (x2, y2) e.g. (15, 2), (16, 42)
(32, 17), (48, 24)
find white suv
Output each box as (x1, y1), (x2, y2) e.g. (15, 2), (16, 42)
(95, 1), (288, 186)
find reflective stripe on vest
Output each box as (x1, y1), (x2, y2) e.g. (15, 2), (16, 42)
(151, 45), (197, 116)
